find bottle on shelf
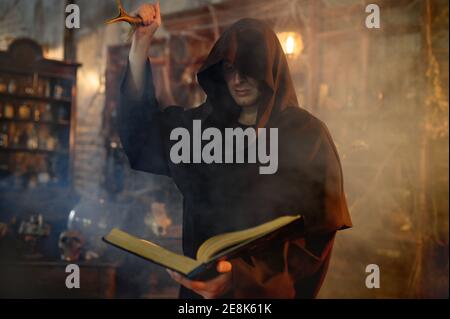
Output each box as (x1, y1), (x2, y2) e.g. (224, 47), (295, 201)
(37, 78), (47, 97)
(37, 103), (46, 121)
(33, 103), (41, 121)
(40, 103), (53, 122)
(24, 77), (34, 95)
(18, 103), (32, 120)
(3, 103), (14, 119)
(7, 78), (17, 94)
(8, 123), (16, 147)
(47, 134), (58, 151)
(0, 123), (8, 147)
(0, 77), (7, 93)
(39, 126), (55, 150)
(37, 155), (51, 185)
(27, 124), (38, 150)
(54, 80), (64, 99)
(44, 78), (52, 98)
(38, 126), (46, 150)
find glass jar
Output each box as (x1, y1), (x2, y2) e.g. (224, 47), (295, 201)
(33, 104), (41, 121)
(18, 103), (31, 120)
(0, 77), (7, 93)
(0, 123), (9, 148)
(8, 79), (17, 94)
(4, 103), (14, 119)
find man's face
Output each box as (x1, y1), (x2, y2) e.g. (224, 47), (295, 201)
(223, 61), (261, 107)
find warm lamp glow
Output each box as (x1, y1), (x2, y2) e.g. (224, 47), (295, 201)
(86, 71), (100, 90)
(277, 32), (304, 58)
(43, 46), (64, 60)
(286, 35), (295, 54)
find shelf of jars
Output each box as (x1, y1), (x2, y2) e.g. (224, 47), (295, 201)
(0, 109), (70, 189)
(0, 98), (71, 153)
(0, 70), (72, 97)
(0, 41), (77, 190)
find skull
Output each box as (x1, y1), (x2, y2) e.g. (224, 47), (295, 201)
(58, 230), (85, 262)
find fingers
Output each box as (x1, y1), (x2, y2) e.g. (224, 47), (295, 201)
(138, 3), (156, 26)
(155, 2), (162, 26)
(216, 260), (232, 273)
(166, 269), (206, 291)
(166, 267), (232, 299)
(200, 273), (232, 299)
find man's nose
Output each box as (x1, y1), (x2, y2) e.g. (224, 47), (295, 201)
(232, 71), (246, 84)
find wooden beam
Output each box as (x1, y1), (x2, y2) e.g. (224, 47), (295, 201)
(306, 0), (321, 110)
(162, 0), (290, 32)
(160, 0), (422, 37)
(63, 0), (77, 62)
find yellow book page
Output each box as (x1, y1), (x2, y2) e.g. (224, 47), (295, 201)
(196, 215), (301, 262)
(105, 228), (201, 275)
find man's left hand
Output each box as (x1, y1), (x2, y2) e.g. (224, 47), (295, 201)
(166, 260), (232, 299)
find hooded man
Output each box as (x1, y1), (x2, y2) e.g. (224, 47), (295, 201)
(118, 2), (352, 299)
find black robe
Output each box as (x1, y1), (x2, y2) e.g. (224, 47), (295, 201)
(118, 18), (352, 299)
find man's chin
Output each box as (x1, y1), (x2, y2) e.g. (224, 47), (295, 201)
(236, 99), (257, 107)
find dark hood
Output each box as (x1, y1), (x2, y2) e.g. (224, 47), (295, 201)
(197, 18), (299, 128)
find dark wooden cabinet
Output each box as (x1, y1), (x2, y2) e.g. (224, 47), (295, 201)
(0, 38), (80, 190)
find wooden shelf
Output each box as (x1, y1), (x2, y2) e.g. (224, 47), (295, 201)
(0, 118), (70, 127)
(0, 147), (68, 154)
(0, 92), (72, 104)
(0, 63), (80, 79)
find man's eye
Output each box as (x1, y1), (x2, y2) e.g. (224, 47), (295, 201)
(223, 63), (234, 72)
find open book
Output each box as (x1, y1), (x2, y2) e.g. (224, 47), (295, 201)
(103, 215), (303, 280)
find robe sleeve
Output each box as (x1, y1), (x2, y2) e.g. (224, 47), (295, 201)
(117, 58), (171, 176)
(229, 232), (336, 298)
(228, 121), (351, 299)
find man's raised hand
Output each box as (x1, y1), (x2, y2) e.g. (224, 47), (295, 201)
(132, 2), (161, 43)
